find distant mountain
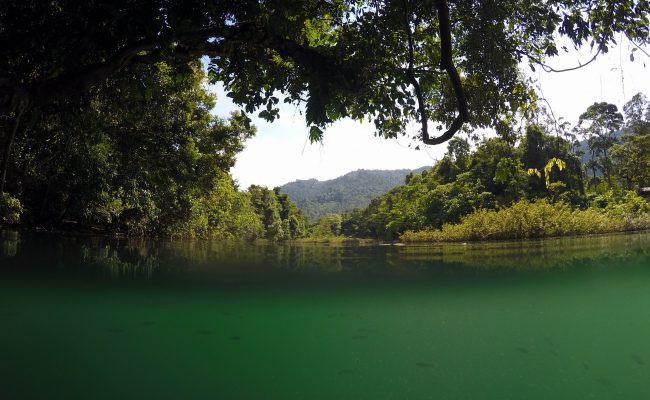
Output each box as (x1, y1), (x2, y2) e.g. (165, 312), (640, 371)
(280, 167), (429, 220)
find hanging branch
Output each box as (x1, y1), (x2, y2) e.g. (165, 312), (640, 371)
(625, 33), (650, 59)
(428, 0), (470, 145)
(402, 0), (430, 141)
(517, 48), (602, 73)
(403, 0), (469, 145)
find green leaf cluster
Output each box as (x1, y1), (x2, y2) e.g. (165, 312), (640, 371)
(0, 192), (23, 225)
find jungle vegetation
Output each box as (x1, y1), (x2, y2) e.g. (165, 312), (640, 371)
(0, 61), (306, 240)
(332, 94), (650, 241)
(1, 1), (649, 241)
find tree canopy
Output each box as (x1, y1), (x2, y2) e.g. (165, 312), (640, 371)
(2, 0), (648, 151)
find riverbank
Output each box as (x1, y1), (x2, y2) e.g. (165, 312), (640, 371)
(5, 198), (650, 246)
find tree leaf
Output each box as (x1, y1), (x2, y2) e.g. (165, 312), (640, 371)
(309, 126), (323, 143)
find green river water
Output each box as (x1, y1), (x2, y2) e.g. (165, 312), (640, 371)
(2, 230), (650, 399)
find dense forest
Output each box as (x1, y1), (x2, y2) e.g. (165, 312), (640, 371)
(280, 167), (428, 221)
(321, 94), (650, 241)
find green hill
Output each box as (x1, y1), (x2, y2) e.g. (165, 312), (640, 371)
(280, 167), (429, 220)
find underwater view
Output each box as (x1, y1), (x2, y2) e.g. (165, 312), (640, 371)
(2, 230), (650, 399)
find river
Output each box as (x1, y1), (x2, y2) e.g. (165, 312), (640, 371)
(2, 230), (650, 399)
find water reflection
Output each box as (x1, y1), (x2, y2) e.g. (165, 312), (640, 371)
(2, 230), (650, 279)
(397, 232), (650, 270)
(1, 230), (19, 257)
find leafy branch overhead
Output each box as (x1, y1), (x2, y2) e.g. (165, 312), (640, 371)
(1, 0), (649, 150)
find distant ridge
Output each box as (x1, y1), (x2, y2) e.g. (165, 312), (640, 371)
(280, 167), (429, 220)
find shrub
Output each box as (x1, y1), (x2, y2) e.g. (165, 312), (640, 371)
(0, 193), (24, 225)
(401, 198), (650, 243)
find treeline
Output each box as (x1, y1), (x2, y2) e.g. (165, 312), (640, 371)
(313, 94), (650, 241)
(3, 57), (649, 244)
(0, 61), (308, 240)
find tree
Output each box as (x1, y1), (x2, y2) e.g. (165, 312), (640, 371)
(469, 136), (517, 194)
(623, 93), (650, 135)
(611, 97), (650, 189)
(248, 185), (285, 240)
(274, 187), (307, 239)
(578, 102), (624, 183)
(611, 135), (650, 189)
(424, 172), (495, 228)
(193, 172), (264, 240)
(445, 137), (471, 171)
(433, 156), (461, 184)
(311, 213), (343, 237)
(248, 185), (306, 240)
(2, 0), (649, 194)
(520, 125), (548, 194)
(493, 157), (528, 203)
(520, 125), (584, 198)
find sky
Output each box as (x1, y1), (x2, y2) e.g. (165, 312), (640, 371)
(209, 38), (650, 189)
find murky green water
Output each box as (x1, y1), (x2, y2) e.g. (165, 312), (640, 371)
(2, 230), (650, 399)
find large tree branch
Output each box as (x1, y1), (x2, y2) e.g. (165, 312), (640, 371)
(625, 33), (650, 59)
(20, 20), (359, 112)
(424, 0), (469, 145)
(26, 24), (254, 105)
(268, 35), (361, 93)
(402, 0), (469, 145)
(29, 36), (168, 103)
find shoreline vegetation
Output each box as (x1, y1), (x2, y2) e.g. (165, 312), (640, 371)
(4, 195), (650, 246)
(400, 198), (650, 243)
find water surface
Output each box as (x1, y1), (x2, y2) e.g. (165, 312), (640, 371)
(2, 230), (650, 399)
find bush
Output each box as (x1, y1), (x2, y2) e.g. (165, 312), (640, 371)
(0, 193), (24, 225)
(401, 198), (650, 243)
